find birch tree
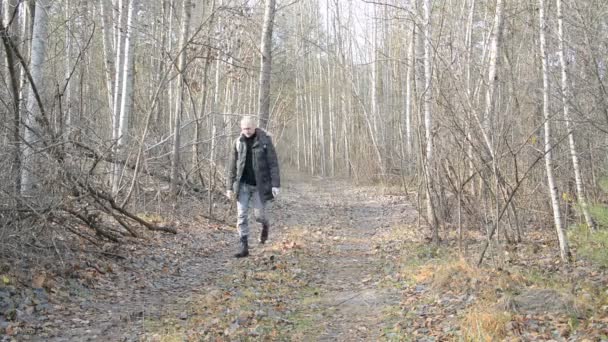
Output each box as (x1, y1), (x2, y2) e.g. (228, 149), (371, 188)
(422, 0), (438, 243)
(258, 0), (276, 129)
(485, 0), (504, 241)
(112, 0), (139, 194)
(100, 0), (115, 115)
(556, 0), (596, 231)
(112, 0), (128, 142)
(170, 0), (192, 196)
(539, 0), (570, 262)
(404, 14), (414, 160)
(464, 0), (476, 195)
(21, 0), (51, 194)
(63, 0), (73, 136)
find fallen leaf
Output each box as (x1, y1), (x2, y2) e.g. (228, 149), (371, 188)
(5, 323), (17, 336)
(32, 272), (46, 288)
(281, 240), (300, 251)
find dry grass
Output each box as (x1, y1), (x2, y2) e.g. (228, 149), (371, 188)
(430, 257), (484, 291)
(461, 307), (512, 341)
(412, 264), (437, 283)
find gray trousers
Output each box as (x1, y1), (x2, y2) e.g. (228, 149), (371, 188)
(237, 183), (268, 237)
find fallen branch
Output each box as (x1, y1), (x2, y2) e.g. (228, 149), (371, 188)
(85, 184), (177, 234)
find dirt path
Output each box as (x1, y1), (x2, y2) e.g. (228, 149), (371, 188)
(268, 175), (417, 340)
(9, 173), (608, 341)
(12, 173), (418, 341)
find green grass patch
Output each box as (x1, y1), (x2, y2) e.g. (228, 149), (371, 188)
(298, 286), (322, 306)
(399, 243), (448, 268)
(598, 176), (608, 194)
(283, 311), (317, 335)
(141, 318), (188, 341)
(588, 203), (608, 229)
(569, 221), (608, 268)
(510, 267), (562, 288)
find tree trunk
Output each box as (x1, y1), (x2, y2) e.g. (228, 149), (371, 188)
(117, 0), (137, 147)
(539, 0), (570, 262)
(257, 0), (276, 129)
(21, 0), (50, 195)
(422, 0), (438, 243)
(113, 0), (138, 195)
(2, 0), (22, 194)
(100, 0), (115, 116)
(112, 0), (128, 142)
(317, 53), (326, 176)
(327, 1), (336, 177)
(556, 0), (596, 231)
(405, 21), (414, 162)
(486, 0), (504, 243)
(465, 0), (476, 195)
(170, 0), (192, 197)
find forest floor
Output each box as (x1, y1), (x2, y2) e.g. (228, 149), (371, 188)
(2, 171), (608, 341)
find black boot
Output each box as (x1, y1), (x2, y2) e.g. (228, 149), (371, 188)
(235, 235), (249, 258)
(260, 224), (269, 244)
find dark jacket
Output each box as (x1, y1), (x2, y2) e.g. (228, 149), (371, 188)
(227, 128), (280, 202)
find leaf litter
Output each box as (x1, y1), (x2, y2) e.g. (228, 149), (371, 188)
(3, 174), (608, 341)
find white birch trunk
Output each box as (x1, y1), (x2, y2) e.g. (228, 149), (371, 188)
(371, 4), (378, 140)
(295, 10), (303, 170)
(170, 0), (191, 196)
(257, 0), (276, 129)
(556, 0), (596, 231)
(333, 0), (345, 176)
(345, 31), (354, 176)
(100, 0), (115, 116)
(210, 58), (221, 164)
(317, 54), (326, 176)
(295, 69), (300, 169)
(194, 46), (212, 170)
(327, 2), (335, 177)
(112, 0), (138, 194)
(166, 0), (175, 132)
(484, 0), (504, 158)
(405, 22), (414, 160)
(112, 0), (128, 142)
(486, 0), (504, 241)
(306, 51), (315, 174)
(21, 0), (50, 194)
(64, 0), (72, 135)
(18, 0), (30, 132)
(209, 0), (222, 166)
(154, 0), (169, 126)
(465, 0), (476, 194)
(292, 3), (304, 171)
(423, 0), (438, 242)
(539, 0), (570, 262)
(117, 0), (136, 146)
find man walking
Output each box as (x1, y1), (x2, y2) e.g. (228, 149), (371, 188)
(226, 116), (281, 258)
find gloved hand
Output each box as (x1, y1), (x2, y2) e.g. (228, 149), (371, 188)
(226, 190), (235, 200)
(272, 187), (280, 197)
